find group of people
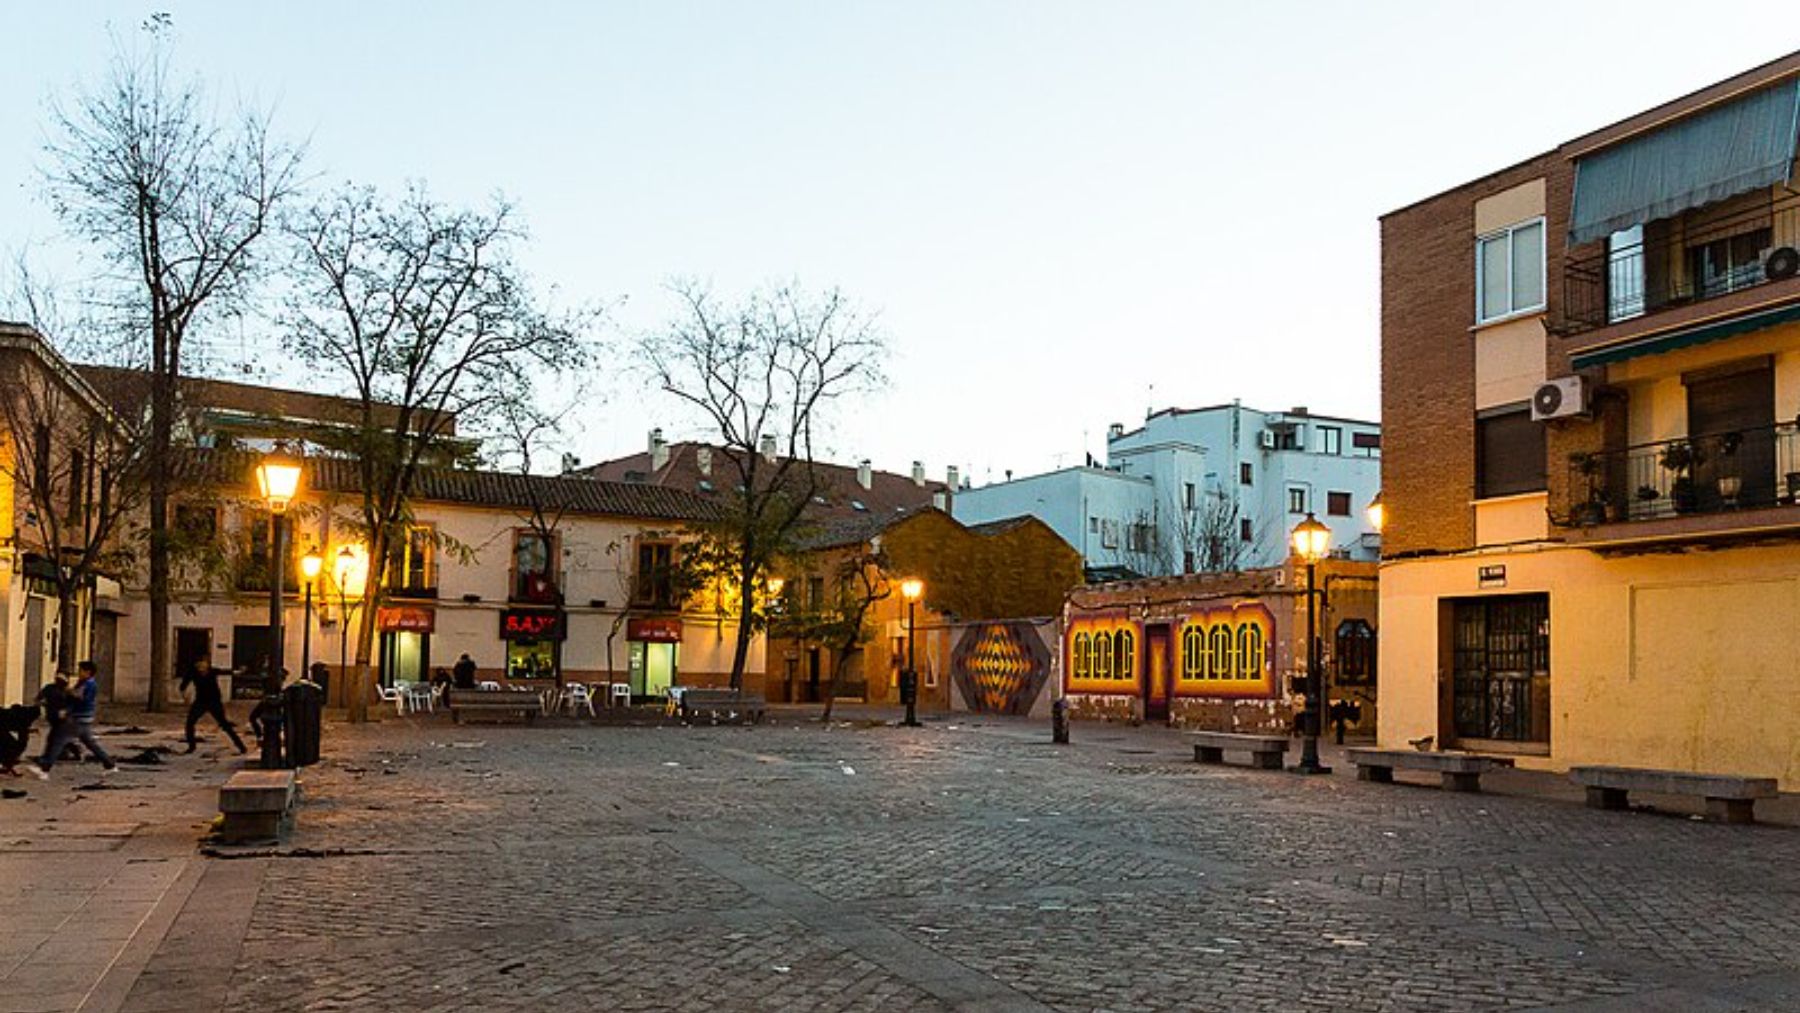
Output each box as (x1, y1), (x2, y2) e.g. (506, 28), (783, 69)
(427, 654), (481, 703)
(0, 662), (116, 780)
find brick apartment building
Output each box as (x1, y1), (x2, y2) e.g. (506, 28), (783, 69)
(1380, 52), (1800, 787)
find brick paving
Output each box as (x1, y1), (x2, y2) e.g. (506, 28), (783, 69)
(5, 709), (1800, 1011)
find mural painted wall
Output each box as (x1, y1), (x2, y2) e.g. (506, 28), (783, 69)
(1064, 603), (1275, 699)
(950, 621), (1052, 716)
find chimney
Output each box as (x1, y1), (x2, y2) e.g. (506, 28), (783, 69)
(932, 490), (948, 510)
(759, 433), (778, 462)
(649, 428), (669, 471)
(1107, 422), (1124, 441)
(696, 447), (712, 476)
(559, 452), (581, 474)
(1290, 406), (1309, 417)
(945, 465), (960, 490)
(911, 460), (925, 487)
(856, 459), (872, 490)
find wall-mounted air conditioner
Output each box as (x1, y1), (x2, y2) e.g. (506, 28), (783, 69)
(1530, 376), (1589, 422)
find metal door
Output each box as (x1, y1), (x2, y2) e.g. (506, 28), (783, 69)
(1451, 595), (1550, 743)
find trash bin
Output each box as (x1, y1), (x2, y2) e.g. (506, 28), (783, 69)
(283, 681), (324, 767)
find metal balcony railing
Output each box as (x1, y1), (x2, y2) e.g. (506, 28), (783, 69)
(1566, 422), (1800, 524)
(1562, 189), (1800, 333)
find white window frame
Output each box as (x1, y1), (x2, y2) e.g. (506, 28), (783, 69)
(1319, 426), (1342, 455)
(1475, 216), (1547, 325)
(1286, 486), (1308, 514)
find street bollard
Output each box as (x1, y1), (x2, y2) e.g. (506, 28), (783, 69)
(1052, 697), (1070, 744)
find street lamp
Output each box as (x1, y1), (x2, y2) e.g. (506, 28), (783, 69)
(335, 545), (366, 710)
(1290, 512), (1331, 775)
(253, 447), (303, 769)
(899, 577), (924, 728)
(300, 550), (323, 684)
(1366, 490), (1385, 534)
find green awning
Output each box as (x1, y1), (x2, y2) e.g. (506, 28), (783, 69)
(1570, 301), (1800, 368)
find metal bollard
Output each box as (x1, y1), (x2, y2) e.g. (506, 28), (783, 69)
(1052, 697), (1070, 744)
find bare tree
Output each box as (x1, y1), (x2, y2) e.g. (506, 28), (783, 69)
(41, 34), (303, 709)
(1194, 488), (1246, 573)
(1121, 507), (1172, 577)
(640, 282), (886, 690)
(811, 550), (892, 723)
(0, 324), (151, 676)
(286, 183), (593, 721)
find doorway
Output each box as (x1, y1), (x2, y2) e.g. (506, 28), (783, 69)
(1143, 624), (1171, 723)
(22, 597), (46, 698)
(1450, 595), (1550, 746)
(1686, 362), (1775, 509)
(91, 614), (118, 701)
(807, 648), (822, 703)
(379, 631), (430, 686)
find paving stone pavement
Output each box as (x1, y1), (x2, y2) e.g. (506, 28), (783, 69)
(7, 709), (1800, 1011)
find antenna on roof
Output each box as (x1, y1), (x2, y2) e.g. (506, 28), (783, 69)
(1147, 382), (1155, 420)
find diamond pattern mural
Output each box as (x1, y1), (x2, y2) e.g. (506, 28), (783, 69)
(951, 622), (1052, 715)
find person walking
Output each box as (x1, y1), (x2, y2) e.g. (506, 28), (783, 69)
(181, 657), (247, 755)
(27, 661), (115, 779)
(35, 674), (81, 762)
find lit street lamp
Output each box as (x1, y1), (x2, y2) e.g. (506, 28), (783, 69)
(335, 545), (365, 708)
(1290, 512), (1331, 775)
(899, 577), (924, 728)
(300, 550), (323, 683)
(1366, 490), (1385, 535)
(253, 447), (303, 769)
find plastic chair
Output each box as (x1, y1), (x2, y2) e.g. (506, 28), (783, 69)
(562, 683), (596, 717)
(609, 683), (632, 709)
(406, 682), (435, 714)
(478, 680), (501, 691)
(375, 683), (408, 715)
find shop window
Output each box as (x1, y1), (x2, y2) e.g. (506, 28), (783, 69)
(1114, 628), (1134, 680)
(515, 531), (558, 602)
(1335, 619), (1376, 685)
(633, 540), (676, 608)
(506, 638), (556, 680)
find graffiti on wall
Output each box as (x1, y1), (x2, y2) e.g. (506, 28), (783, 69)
(1063, 614), (1139, 695)
(1065, 602), (1278, 699)
(951, 622), (1052, 715)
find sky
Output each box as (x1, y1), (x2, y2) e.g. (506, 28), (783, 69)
(1, 3), (1796, 485)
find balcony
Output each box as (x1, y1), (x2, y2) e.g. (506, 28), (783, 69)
(1562, 189), (1800, 335)
(1566, 423), (1800, 530)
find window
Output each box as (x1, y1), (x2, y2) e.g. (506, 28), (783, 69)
(388, 524), (434, 593)
(806, 575), (826, 611)
(1239, 462), (1253, 485)
(1691, 226), (1771, 299)
(1476, 218), (1545, 323)
(1335, 619), (1377, 685)
(1319, 427), (1342, 456)
(1184, 482), (1196, 510)
(1287, 487), (1308, 514)
(1100, 520), (1119, 549)
(1127, 522), (1155, 553)
(1114, 629), (1134, 680)
(174, 504), (218, 545)
(633, 540), (676, 609)
(67, 449), (84, 522)
(1476, 407), (1546, 499)
(1274, 429), (1299, 451)
(1607, 224), (1645, 323)
(1088, 516), (1100, 533)
(1327, 491), (1351, 517)
(516, 531), (557, 602)
(32, 424), (50, 492)
(1239, 518), (1253, 543)
(1352, 432), (1381, 456)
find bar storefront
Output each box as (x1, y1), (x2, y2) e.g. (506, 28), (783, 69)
(500, 607), (564, 681)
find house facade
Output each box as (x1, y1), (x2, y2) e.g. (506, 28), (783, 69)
(953, 403), (1381, 579)
(1380, 52), (1800, 788)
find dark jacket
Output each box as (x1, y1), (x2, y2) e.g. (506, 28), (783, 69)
(36, 682), (71, 727)
(452, 658), (477, 689)
(181, 667), (225, 705)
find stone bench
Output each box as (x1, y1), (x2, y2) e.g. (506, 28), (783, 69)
(680, 689), (766, 724)
(1190, 731), (1290, 770)
(446, 689), (543, 725)
(219, 769), (297, 844)
(1570, 765), (1779, 824)
(1348, 748), (1515, 793)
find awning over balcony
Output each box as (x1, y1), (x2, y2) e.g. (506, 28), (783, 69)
(1569, 300), (1800, 368)
(1569, 80), (1800, 246)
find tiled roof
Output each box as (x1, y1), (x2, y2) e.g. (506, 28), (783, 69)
(581, 442), (947, 522)
(76, 365), (436, 435)
(175, 448), (719, 522)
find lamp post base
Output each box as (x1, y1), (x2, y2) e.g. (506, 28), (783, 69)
(1292, 734), (1331, 775)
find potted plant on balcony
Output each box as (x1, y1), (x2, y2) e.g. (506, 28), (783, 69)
(1659, 440), (1704, 514)
(1570, 452), (1608, 526)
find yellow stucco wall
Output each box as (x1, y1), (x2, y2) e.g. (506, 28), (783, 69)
(1473, 317), (1548, 410)
(1473, 178), (1545, 236)
(1473, 492), (1549, 545)
(1379, 543), (1800, 788)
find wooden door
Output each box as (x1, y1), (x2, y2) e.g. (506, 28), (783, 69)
(1144, 624), (1172, 723)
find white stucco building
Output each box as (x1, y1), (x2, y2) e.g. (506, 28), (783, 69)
(953, 403), (1382, 578)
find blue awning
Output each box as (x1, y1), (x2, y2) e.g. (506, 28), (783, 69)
(1569, 301), (1800, 368)
(1569, 80), (1800, 246)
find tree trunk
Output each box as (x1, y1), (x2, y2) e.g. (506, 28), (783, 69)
(145, 336), (173, 712)
(56, 590), (81, 675)
(347, 525), (387, 722)
(728, 561), (756, 691)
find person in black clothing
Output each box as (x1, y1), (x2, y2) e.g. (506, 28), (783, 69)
(452, 654), (477, 690)
(0, 703), (37, 776)
(35, 676), (81, 761)
(181, 658), (247, 754)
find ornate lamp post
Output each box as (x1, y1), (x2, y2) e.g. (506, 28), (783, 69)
(1290, 512), (1332, 775)
(899, 577), (924, 728)
(300, 551), (323, 682)
(253, 447), (303, 769)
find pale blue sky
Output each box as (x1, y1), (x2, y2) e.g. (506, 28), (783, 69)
(2, 3), (1795, 483)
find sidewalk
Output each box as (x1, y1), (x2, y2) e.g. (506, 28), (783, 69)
(0, 710), (241, 1013)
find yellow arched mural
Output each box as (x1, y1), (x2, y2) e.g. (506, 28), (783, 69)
(1063, 615), (1139, 695)
(1176, 602), (1276, 697)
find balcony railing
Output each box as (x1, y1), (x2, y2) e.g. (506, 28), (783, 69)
(1562, 189), (1800, 334)
(1567, 422), (1800, 525)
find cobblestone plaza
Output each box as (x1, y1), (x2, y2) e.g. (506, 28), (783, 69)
(4, 713), (1798, 1012)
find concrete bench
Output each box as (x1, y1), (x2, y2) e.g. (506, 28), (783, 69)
(1190, 731), (1290, 770)
(1570, 765), (1779, 824)
(446, 689), (543, 725)
(219, 769), (297, 844)
(1348, 748), (1515, 792)
(680, 689), (766, 724)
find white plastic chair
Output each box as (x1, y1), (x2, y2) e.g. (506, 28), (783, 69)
(478, 680), (501, 691)
(406, 682), (435, 714)
(609, 683), (632, 709)
(562, 683), (596, 717)
(375, 683), (408, 715)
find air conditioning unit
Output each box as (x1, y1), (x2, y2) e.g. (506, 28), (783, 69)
(1258, 430), (1276, 450)
(1765, 246), (1800, 281)
(1530, 376), (1589, 422)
